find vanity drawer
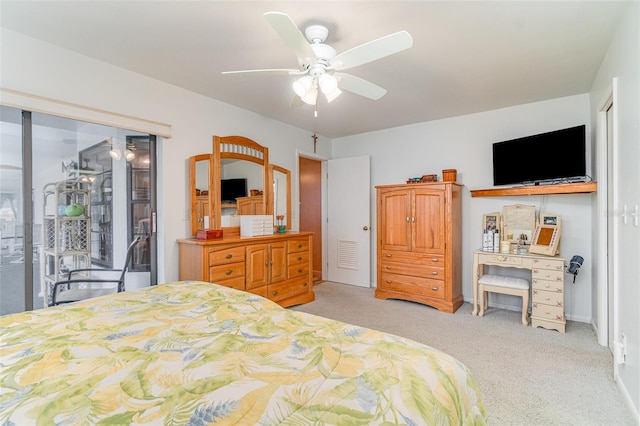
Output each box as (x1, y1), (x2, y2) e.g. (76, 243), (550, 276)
(287, 251), (309, 266)
(215, 277), (246, 291)
(209, 246), (245, 266)
(532, 289), (564, 307)
(532, 279), (563, 293)
(379, 261), (444, 279)
(477, 253), (523, 267)
(269, 277), (311, 302)
(381, 250), (444, 266)
(532, 303), (564, 322)
(532, 258), (564, 271)
(380, 272), (445, 300)
(210, 262), (245, 282)
(532, 268), (564, 282)
(288, 239), (309, 254)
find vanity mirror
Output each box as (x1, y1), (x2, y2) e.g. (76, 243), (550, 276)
(270, 164), (291, 231)
(213, 136), (269, 231)
(189, 154), (213, 235)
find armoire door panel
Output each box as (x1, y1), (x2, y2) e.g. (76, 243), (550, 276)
(412, 189), (445, 253)
(379, 189), (411, 251)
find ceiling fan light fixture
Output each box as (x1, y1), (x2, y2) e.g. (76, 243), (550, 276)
(301, 86), (318, 105)
(318, 73), (338, 95)
(324, 87), (342, 103)
(293, 76), (313, 98)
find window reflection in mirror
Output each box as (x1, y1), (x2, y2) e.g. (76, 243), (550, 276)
(189, 154), (212, 235)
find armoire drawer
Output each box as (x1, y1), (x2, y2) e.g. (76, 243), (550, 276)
(379, 261), (444, 279)
(381, 250), (444, 266)
(380, 272), (445, 300)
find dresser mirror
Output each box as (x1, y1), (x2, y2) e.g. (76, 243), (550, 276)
(270, 164), (291, 230)
(212, 135), (269, 231)
(189, 154), (213, 235)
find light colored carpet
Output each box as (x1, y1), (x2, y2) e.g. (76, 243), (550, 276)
(291, 281), (635, 426)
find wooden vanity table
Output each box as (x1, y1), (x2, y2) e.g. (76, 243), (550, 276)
(181, 135), (312, 307)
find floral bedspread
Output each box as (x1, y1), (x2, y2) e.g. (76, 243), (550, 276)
(1, 281), (486, 425)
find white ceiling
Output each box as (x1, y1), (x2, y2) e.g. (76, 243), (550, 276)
(0, 1), (630, 139)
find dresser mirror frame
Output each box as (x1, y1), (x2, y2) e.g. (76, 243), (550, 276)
(212, 135), (269, 232)
(189, 154), (213, 235)
(269, 164), (292, 230)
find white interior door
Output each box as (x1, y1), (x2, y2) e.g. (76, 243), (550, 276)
(327, 155), (370, 287)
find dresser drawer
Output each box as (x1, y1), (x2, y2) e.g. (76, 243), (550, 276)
(288, 263), (309, 279)
(288, 239), (309, 254)
(269, 277), (311, 302)
(532, 303), (564, 322)
(532, 268), (563, 282)
(380, 272), (445, 300)
(209, 246), (245, 266)
(287, 251), (309, 266)
(210, 262), (245, 282)
(381, 250), (444, 266)
(532, 279), (563, 293)
(215, 277), (246, 291)
(532, 289), (563, 308)
(246, 286), (268, 298)
(532, 258), (564, 271)
(380, 261), (444, 279)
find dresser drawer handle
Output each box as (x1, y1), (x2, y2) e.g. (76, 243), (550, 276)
(297, 244), (303, 249)
(298, 269), (303, 273)
(431, 271), (438, 275)
(303, 282), (308, 287)
(386, 253), (392, 257)
(385, 279), (392, 284)
(432, 258), (438, 262)
(272, 291), (278, 296)
(386, 266), (392, 269)
(225, 254), (233, 259)
(431, 286), (439, 291)
(297, 256), (303, 261)
(225, 270), (233, 275)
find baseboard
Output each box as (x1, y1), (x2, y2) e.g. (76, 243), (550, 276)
(462, 297), (592, 323)
(615, 371), (640, 424)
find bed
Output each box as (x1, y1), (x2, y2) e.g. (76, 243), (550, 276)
(0, 281), (486, 425)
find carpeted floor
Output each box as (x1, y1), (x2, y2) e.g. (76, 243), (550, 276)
(291, 281), (635, 426)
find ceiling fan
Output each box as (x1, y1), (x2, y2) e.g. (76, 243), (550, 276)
(222, 12), (413, 109)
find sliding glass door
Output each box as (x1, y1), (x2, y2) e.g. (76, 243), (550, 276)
(0, 106), (158, 314)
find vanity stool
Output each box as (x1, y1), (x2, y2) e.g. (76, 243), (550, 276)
(478, 274), (530, 326)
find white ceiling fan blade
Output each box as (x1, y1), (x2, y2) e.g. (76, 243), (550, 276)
(222, 68), (302, 76)
(331, 30), (413, 70)
(335, 73), (387, 100)
(264, 12), (316, 66)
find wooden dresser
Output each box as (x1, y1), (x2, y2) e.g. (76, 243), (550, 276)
(177, 232), (314, 308)
(375, 182), (463, 313)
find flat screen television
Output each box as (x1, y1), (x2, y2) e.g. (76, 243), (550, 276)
(221, 178), (247, 203)
(492, 125), (586, 186)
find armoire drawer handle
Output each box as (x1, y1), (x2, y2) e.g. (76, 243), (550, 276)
(298, 269), (303, 273)
(386, 253), (392, 257)
(297, 244), (303, 249)
(225, 270), (233, 275)
(432, 258), (438, 262)
(303, 282), (308, 287)
(297, 256), (302, 261)
(431, 286), (439, 291)
(385, 279), (392, 284)
(386, 266), (392, 269)
(225, 254), (233, 259)
(431, 271), (438, 275)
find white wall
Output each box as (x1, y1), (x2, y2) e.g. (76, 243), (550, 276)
(332, 94), (594, 322)
(590, 2), (640, 420)
(0, 28), (332, 284)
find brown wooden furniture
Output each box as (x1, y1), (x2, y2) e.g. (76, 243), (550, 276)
(470, 181), (596, 197)
(177, 232), (314, 307)
(375, 182), (463, 313)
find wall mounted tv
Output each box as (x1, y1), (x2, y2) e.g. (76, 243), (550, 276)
(492, 125), (586, 186)
(221, 178), (247, 203)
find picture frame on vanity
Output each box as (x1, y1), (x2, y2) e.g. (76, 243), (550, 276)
(482, 212), (500, 233)
(529, 224), (561, 256)
(540, 213), (561, 227)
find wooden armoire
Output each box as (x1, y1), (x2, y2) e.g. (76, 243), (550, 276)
(375, 182), (463, 313)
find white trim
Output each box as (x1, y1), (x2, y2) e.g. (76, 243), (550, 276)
(595, 85), (613, 347)
(0, 88), (172, 138)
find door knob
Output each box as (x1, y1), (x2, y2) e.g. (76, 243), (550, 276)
(363, 226), (369, 231)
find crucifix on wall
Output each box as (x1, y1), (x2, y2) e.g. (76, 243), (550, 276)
(312, 133), (318, 153)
